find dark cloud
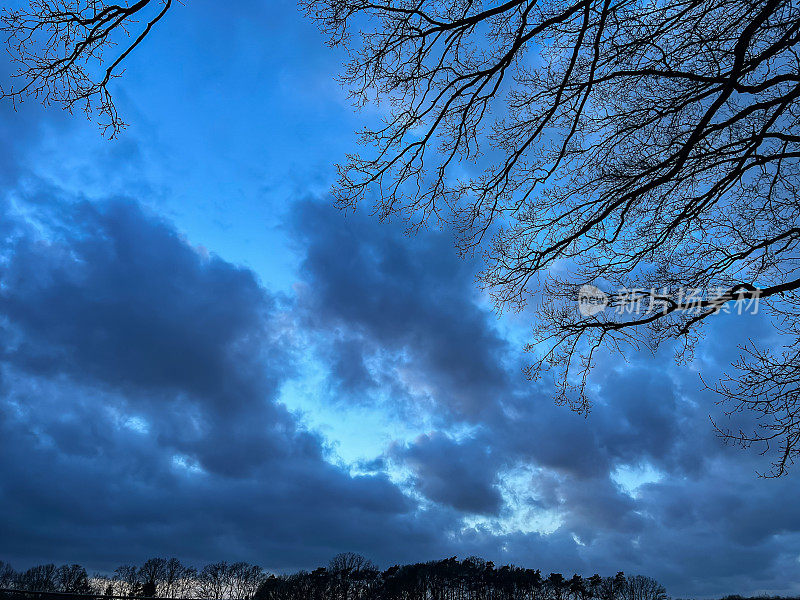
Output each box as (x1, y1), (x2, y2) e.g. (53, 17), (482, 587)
(0, 195), (437, 571)
(291, 200), (512, 421)
(392, 432), (503, 516)
(327, 337), (377, 394)
(1, 199), (278, 403)
(0, 197), (301, 477)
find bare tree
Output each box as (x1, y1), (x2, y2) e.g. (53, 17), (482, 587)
(114, 564), (142, 597)
(328, 553), (379, 600)
(298, 0), (800, 476)
(0, 0), (173, 136)
(0, 561), (16, 589)
(229, 563), (266, 600)
(172, 565), (199, 599)
(622, 576), (666, 600)
(139, 558), (167, 597)
(18, 564), (57, 592)
(55, 564), (91, 594)
(163, 558), (197, 599)
(328, 553), (377, 576)
(198, 562), (229, 600)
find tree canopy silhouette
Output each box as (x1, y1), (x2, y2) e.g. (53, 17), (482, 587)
(0, 0), (172, 136)
(299, 0), (800, 476)
(0, 556), (669, 600)
(3, 0), (800, 475)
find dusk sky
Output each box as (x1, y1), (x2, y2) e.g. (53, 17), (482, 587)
(0, 0), (798, 597)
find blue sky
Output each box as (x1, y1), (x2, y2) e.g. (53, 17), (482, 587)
(0, 0), (799, 597)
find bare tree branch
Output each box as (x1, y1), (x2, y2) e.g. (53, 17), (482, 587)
(1, 0), (174, 136)
(301, 0), (800, 475)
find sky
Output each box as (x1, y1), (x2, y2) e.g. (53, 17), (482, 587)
(0, 0), (799, 597)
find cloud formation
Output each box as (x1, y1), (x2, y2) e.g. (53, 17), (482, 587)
(0, 195), (432, 572)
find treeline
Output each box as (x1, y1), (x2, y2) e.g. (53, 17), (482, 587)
(0, 558), (263, 599)
(0, 554), (669, 600)
(255, 555), (667, 600)
(0, 563), (94, 595)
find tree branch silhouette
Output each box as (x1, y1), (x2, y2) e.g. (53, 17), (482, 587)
(300, 0), (800, 476)
(1, 0), (174, 136)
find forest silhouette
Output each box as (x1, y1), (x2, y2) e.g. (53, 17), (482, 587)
(1, 555), (666, 600)
(0, 553), (778, 600)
